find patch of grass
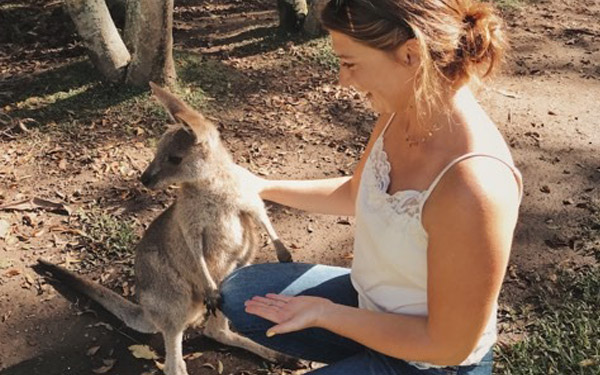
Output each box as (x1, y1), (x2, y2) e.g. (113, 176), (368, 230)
(304, 37), (339, 72)
(76, 209), (139, 261)
(176, 50), (246, 105)
(495, 266), (600, 375)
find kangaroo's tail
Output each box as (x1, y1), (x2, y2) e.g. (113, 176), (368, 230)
(37, 259), (157, 333)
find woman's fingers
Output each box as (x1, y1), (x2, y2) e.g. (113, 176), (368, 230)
(249, 295), (287, 308)
(244, 301), (284, 323)
(265, 293), (294, 302)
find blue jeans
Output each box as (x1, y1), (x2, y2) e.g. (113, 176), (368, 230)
(220, 263), (493, 375)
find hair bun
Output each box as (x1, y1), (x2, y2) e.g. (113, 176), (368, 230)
(459, 2), (505, 75)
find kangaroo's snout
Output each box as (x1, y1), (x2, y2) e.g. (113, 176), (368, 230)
(140, 169), (156, 189)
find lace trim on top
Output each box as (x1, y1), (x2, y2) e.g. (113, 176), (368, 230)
(362, 136), (425, 222)
(362, 114), (522, 224)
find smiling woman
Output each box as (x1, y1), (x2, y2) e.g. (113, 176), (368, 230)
(220, 1), (522, 374)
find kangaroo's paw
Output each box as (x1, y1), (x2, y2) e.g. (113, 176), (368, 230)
(274, 239), (293, 263)
(204, 289), (222, 317)
(275, 353), (307, 370)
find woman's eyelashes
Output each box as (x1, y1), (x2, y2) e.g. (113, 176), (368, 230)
(341, 61), (356, 69)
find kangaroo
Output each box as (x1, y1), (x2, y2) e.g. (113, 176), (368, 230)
(37, 83), (294, 375)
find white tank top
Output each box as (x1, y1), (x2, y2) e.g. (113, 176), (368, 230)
(350, 114), (522, 369)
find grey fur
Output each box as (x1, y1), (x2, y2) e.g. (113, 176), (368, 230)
(38, 83), (294, 375)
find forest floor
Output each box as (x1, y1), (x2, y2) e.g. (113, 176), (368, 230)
(0, 0), (598, 374)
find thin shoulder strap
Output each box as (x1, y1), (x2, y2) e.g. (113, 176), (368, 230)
(381, 112), (396, 136)
(421, 153), (524, 203)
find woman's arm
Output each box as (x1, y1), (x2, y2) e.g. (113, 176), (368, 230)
(237, 114), (394, 216)
(246, 157), (521, 365)
(260, 176), (355, 216)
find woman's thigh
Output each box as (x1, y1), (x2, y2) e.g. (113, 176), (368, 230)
(220, 262), (365, 363)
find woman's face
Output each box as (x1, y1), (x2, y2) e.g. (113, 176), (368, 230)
(330, 30), (418, 114)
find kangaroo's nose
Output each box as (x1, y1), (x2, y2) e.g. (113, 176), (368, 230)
(140, 170), (153, 187)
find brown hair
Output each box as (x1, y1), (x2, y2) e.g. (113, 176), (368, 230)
(320, 0), (507, 118)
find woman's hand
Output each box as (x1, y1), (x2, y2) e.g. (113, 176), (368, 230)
(244, 294), (334, 336)
(231, 163), (268, 196)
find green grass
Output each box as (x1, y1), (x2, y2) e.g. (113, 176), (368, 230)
(176, 50), (247, 105)
(303, 37), (339, 72)
(76, 208), (139, 261)
(2, 56), (210, 137)
(495, 266), (600, 375)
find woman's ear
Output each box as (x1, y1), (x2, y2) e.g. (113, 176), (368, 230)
(395, 39), (421, 68)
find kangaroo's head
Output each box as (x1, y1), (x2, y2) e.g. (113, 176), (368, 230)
(141, 83), (227, 190)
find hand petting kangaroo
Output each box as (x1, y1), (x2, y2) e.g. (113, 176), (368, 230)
(38, 82), (294, 375)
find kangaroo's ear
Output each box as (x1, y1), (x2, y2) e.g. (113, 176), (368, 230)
(149, 82), (207, 141)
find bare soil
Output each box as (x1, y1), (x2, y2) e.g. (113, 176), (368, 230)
(0, 0), (598, 374)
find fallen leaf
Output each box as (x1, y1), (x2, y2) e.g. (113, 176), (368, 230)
(93, 322), (113, 331)
(579, 358), (597, 367)
(202, 363), (216, 370)
(0, 219), (10, 239)
(0, 197), (71, 216)
(92, 359), (116, 374)
(24, 274), (34, 285)
(0, 258), (13, 269)
(129, 344), (159, 360)
(218, 359), (224, 374)
(87, 345), (101, 356)
(4, 268), (21, 278)
(184, 352), (203, 360)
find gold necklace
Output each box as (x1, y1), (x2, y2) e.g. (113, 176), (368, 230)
(405, 130), (434, 147)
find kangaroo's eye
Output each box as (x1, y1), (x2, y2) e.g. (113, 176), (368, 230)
(167, 155), (182, 165)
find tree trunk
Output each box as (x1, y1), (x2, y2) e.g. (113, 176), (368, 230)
(124, 0), (176, 87)
(277, 0), (308, 31)
(303, 0), (327, 37)
(64, 0), (131, 82)
(277, 0), (325, 37)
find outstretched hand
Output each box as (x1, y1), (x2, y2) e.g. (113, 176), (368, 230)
(244, 294), (333, 336)
(231, 163), (267, 195)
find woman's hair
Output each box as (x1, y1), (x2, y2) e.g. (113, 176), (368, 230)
(320, 0), (507, 118)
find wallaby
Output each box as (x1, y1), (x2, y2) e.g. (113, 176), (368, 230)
(37, 83), (294, 375)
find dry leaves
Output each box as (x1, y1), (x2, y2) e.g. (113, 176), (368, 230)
(4, 268), (21, 278)
(87, 345), (101, 356)
(92, 359), (116, 374)
(0, 219), (10, 238)
(128, 344), (159, 360)
(183, 352), (203, 360)
(0, 197), (71, 216)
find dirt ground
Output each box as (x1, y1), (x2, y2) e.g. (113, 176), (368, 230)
(0, 0), (598, 374)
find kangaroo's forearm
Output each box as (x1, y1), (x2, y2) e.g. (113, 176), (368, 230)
(179, 228), (218, 291)
(261, 176), (355, 216)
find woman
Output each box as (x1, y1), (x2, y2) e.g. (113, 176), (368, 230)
(221, 0), (522, 374)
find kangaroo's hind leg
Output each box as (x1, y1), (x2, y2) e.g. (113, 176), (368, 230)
(162, 328), (188, 375)
(203, 311), (299, 367)
(148, 306), (190, 375)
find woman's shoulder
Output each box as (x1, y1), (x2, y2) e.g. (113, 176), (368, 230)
(423, 151), (522, 232)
